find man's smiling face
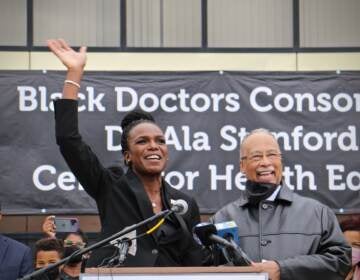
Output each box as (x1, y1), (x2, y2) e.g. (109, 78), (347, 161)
(240, 132), (282, 185)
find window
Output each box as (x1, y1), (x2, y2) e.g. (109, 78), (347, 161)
(0, 0), (27, 46)
(126, 0), (201, 48)
(33, 0), (120, 47)
(300, 0), (360, 47)
(208, 0), (293, 48)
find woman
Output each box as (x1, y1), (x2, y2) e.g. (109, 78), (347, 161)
(47, 39), (203, 267)
(340, 217), (360, 280)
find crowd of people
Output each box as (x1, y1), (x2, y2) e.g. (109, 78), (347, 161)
(0, 39), (359, 280)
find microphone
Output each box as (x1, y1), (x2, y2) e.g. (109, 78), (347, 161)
(193, 222), (232, 247)
(215, 220), (239, 245)
(110, 228), (137, 256)
(118, 238), (132, 265)
(105, 237), (132, 267)
(215, 221), (252, 266)
(193, 222), (252, 266)
(170, 199), (188, 215)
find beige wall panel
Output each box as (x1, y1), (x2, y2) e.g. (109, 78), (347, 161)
(30, 52), (66, 70)
(6, 52), (360, 72)
(31, 52), (296, 71)
(0, 52), (29, 69)
(298, 53), (360, 71)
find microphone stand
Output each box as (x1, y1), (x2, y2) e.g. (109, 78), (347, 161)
(222, 239), (252, 266)
(19, 209), (171, 280)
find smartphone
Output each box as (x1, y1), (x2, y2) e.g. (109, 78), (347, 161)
(54, 217), (79, 233)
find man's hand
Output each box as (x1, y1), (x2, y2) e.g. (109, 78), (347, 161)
(252, 260), (280, 280)
(42, 215), (56, 238)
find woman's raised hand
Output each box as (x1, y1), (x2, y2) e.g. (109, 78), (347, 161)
(47, 39), (87, 72)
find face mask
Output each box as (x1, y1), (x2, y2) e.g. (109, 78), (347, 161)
(245, 180), (278, 205)
(64, 246), (83, 266)
(352, 246), (360, 266)
(35, 266), (60, 280)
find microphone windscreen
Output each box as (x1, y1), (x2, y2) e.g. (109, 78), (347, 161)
(215, 221), (239, 245)
(193, 222), (217, 246)
(170, 199), (188, 215)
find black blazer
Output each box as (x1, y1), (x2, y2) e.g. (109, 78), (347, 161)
(0, 235), (33, 279)
(54, 99), (203, 266)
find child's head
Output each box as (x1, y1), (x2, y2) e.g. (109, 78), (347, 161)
(34, 238), (64, 273)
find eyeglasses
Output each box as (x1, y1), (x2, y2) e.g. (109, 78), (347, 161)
(64, 240), (86, 248)
(241, 151), (282, 163)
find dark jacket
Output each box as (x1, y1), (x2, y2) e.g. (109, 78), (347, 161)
(54, 99), (203, 267)
(0, 234), (33, 279)
(211, 184), (351, 280)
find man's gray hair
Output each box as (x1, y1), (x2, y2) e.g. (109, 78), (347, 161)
(239, 128), (279, 159)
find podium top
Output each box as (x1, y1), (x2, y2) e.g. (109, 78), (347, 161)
(82, 267), (267, 280)
(85, 266), (262, 274)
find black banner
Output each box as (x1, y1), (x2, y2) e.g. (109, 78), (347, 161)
(0, 70), (359, 214)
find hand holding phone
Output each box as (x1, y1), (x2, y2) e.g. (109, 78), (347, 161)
(54, 217), (79, 233)
(42, 215), (57, 238)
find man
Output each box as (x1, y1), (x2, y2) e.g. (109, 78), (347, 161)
(0, 202), (33, 279)
(211, 128), (351, 280)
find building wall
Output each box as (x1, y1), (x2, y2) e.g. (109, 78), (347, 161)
(1, 51), (360, 71)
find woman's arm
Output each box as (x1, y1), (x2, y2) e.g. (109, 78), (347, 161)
(49, 39), (114, 199)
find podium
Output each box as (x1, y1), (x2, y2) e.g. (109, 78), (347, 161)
(81, 267), (268, 280)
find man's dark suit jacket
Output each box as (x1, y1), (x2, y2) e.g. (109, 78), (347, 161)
(0, 234), (33, 279)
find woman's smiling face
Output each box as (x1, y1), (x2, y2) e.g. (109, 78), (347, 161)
(124, 122), (168, 176)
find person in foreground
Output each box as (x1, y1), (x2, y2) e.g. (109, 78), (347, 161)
(0, 202), (33, 279)
(211, 128), (351, 280)
(340, 217), (360, 280)
(34, 238), (64, 280)
(47, 39), (203, 267)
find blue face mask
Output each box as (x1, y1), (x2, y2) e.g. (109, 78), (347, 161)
(245, 180), (278, 205)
